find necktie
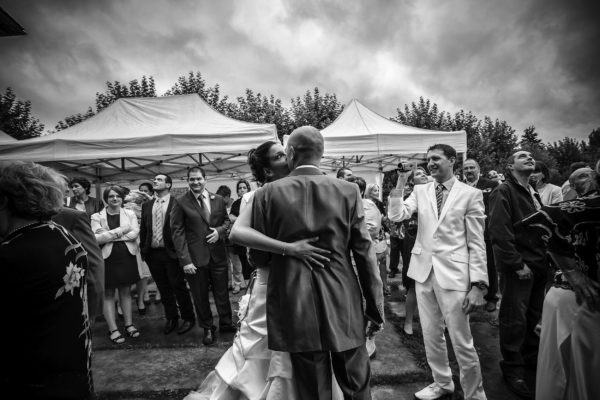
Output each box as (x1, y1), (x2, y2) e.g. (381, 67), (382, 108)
(436, 184), (444, 216)
(152, 199), (163, 247)
(198, 194), (209, 220)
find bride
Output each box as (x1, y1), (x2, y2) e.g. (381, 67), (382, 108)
(184, 140), (342, 400)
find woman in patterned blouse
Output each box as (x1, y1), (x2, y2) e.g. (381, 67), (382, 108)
(0, 161), (93, 399)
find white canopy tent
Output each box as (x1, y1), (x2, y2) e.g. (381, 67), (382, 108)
(315, 99), (467, 188)
(0, 94), (278, 191)
(0, 129), (17, 144)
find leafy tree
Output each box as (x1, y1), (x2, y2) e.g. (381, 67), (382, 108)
(164, 71), (233, 114)
(54, 107), (95, 132)
(582, 128), (600, 164)
(230, 90), (294, 139)
(520, 125), (543, 150)
(479, 117), (518, 172)
(393, 96), (452, 130)
(451, 109), (484, 163)
(289, 88), (344, 131)
(0, 87), (45, 139)
(95, 75), (156, 112)
(547, 137), (586, 178)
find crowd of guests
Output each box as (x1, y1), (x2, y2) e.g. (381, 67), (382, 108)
(336, 151), (599, 400)
(0, 143), (597, 399)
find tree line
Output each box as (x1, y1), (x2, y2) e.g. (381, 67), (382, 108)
(1, 71), (598, 182)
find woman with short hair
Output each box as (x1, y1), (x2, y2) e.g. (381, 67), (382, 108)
(0, 161), (93, 398)
(68, 176), (104, 218)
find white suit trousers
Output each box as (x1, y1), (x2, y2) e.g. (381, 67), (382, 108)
(415, 270), (486, 400)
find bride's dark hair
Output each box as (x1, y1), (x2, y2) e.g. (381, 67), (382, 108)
(248, 141), (277, 185)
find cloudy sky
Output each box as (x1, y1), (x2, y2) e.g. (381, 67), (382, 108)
(1, 0), (598, 143)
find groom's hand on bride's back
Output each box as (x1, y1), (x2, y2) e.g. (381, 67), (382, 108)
(183, 263), (197, 274)
(288, 237), (331, 269)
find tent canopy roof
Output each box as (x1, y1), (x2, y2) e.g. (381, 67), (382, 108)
(317, 99), (467, 172)
(0, 94), (278, 182)
(0, 129), (17, 144)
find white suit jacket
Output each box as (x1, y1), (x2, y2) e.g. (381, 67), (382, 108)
(388, 180), (487, 291)
(91, 208), (140, 259)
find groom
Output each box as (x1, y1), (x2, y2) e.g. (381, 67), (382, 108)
(250, 126), (384, 399)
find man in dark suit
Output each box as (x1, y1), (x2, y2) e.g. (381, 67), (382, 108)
(250, 126), (384, 400)
(464, 158), (500, 312)
(52, 207), (104, 323)
(171, 166), (233, 346)
(140, 174), (195, 335)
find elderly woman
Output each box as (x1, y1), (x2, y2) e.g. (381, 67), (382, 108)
(0, 161), (92, 398)
(529, 161), (562, 205)
(92, 185), (141, 344)
(68, 176), (104, 218)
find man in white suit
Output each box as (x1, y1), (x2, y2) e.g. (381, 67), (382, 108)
(388, 144), (488, 400)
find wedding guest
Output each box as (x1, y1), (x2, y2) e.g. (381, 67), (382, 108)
(463, 158), (500, 312)
(364, 183), (390, 296)
(124, 189), (154, 314)
(229, 179), (253, 282)
(489, 151), (547, 398)
(53, 206), (105, 323)
(92, 185), (141, 344)
(336, 167), (353, 180)
(518, 160), (599, 400)
(171, 167), (234, 346)
(561, 161), (587, 201)
(138, 181), (154, 197)
(396, 167), (429, 335)
(140, 174), (196, 335)
(0, 161), (93, 398)
(67, 177), (104, 218)
(389, 144), (488, 400)
(529, 161), (562, 205)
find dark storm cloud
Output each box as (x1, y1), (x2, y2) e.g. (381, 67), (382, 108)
(0, 0), (597, 142)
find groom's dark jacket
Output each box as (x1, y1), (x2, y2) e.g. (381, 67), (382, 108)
(250, 167), (384, 353)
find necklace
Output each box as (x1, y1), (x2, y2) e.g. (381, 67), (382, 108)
(6, 221), (41, 237)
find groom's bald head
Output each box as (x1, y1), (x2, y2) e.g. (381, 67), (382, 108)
(286, 126), (324, 168)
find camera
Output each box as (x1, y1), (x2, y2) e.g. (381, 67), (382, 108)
(397, 162), (410, 172)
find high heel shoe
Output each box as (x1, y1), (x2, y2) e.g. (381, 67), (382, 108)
(154, 291), (161, 304)
(137, 302), (147, 315)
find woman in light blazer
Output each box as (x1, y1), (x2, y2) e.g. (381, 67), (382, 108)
(91, 185), (141, 344)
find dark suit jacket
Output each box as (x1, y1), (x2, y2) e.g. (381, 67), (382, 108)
(475, 177), (499, 240)
(140, 196), (177, 260)
(67, 196), (104, 218)
(52, 207), (105, 321)
(170, 190), (230, 268)
(251, 167), (384, 353)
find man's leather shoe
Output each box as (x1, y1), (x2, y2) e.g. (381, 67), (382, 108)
(163, 319), (178, 335)
(219, 324), (237, 333)
(177, 320), (195, 335)
(503, 374), (533, 398)
(202, 326), (217, 346)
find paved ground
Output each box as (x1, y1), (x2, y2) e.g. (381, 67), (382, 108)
(92, 277), (526, 399)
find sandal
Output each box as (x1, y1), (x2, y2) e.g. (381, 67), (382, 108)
(109, 329), (125, 345)
(125, 324), (140, 338)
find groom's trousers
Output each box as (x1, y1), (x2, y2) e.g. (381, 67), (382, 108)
(290, 345), (371, 400)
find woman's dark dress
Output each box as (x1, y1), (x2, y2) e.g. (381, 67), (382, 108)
(1, 221), (92, 399)
(104, 213), (139, 289)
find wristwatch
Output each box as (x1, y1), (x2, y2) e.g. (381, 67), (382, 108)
(471, 281), (488, 291)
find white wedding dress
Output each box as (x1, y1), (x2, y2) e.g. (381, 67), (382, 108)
(184, 267), (343, 400)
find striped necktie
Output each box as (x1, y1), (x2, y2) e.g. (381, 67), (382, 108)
(436, 184), (445, 216)
(152, 199), (164, 247)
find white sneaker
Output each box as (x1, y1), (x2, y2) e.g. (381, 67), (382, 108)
(414, 383), (454, 400)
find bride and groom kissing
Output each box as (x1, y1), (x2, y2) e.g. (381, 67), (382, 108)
(185, 126), (385, 400)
